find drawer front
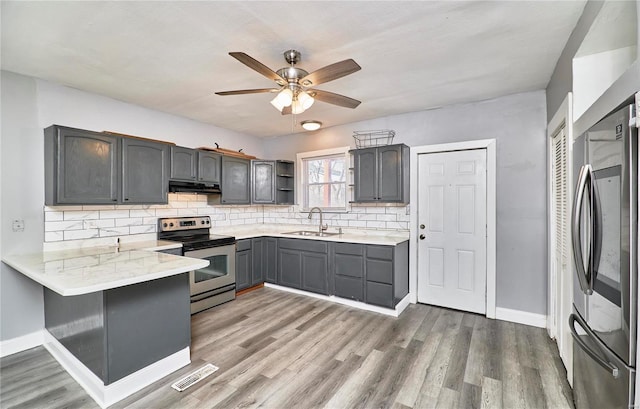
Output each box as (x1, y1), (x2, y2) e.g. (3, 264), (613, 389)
(366, 281), (394, 308)
(334, 253), (364, 278)
(366, 259), (393, 284)
(366, 245), (393, 260)
(333, 242), (364, 256)
(278, 238), (327, 253)
(236, 239), (251, 251)
(334, 275), (364, 301)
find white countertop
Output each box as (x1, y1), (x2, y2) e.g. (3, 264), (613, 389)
(2, 241), (207, 297)
(215, 224), (410, 246)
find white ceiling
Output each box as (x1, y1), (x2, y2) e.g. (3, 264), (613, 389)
(1, 1), (586, 138)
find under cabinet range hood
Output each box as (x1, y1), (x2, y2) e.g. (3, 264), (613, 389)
(168, 180), (221, 195)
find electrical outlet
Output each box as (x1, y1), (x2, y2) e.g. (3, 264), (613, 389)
(12, 219), (25, 232)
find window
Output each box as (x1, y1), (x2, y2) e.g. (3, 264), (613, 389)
(297, 147), (350, 211)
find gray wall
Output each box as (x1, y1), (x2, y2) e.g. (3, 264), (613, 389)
(264, 90), (549, 315)
(0, 70), (265, 342)
(1, 71), (46, 340)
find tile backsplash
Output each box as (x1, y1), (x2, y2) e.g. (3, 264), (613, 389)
(44, 193), (409, 242)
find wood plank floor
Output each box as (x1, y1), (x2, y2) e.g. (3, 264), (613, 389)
(1, 288), (574, 408)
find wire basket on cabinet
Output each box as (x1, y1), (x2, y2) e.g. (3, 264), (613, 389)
(352, 130), (395, 149)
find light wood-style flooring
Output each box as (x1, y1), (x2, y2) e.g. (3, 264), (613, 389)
(1, 287), (574, 408)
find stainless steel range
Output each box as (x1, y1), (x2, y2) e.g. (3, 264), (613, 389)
(158, 216), (236, 314)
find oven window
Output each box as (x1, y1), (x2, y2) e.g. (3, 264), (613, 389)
(194, 255), (229, 282)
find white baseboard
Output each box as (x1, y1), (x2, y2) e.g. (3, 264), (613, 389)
(264, 283), (409, 317)
(43, 331), (190, 408)
(495, 307), (547, 328)
(0, 330), (44, 357)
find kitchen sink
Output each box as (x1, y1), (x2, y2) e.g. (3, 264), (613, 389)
(283, 230), (340, 237)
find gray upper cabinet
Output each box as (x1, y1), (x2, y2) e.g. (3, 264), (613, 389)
(121, 138), (170, 204)
(170, 146), (197, 182)
(252, 160), (276, 204)
(352, 144), (409, 204)
(220, 156), (251, 204)
(45, 125), (119, 205)
(198, 151), (221, 184)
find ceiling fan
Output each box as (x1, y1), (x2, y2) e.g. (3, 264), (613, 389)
(215, 50), (361, 115)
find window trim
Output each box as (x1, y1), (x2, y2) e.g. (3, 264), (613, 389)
(296, 146), (351, 212)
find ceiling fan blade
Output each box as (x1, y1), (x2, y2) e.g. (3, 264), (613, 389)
(300, 59), (361, 86)
(281, 106), (292, 115)
(215, 88), (279, 96)
(229, 52), (286, 84)
(310, 89), (361, 109)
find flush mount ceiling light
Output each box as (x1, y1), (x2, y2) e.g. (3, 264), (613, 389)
(301, 120), (322, 131)
(216, 50), (362, 116)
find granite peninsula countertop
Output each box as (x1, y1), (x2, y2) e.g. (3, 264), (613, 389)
(214, 224), (410, 246)
(2, 240), (207, 297)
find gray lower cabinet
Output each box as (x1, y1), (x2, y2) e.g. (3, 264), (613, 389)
(363, 242), (409, 308)
(121, 138), (170, 204)
(236, 238), (270, 291)
(278, 238), (329, 295)
(221, 156), (251, 204)
(351, 144), (409, 204)
(236, 239), (252, 291)
(264, 238), (278, 283)
(331, 242), (365, 301)
(45, 125), (119, 205)
(251, 237), (265, 285)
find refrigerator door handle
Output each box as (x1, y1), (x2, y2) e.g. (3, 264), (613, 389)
(569, 313), (632, 379)
(590, 171), (603, 293)
(572, 164), (593, 295)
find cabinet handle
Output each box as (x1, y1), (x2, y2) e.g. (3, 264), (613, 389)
(124, 198), (129, 201)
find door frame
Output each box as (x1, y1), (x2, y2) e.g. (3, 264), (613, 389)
(546, 92), (573, 385)
(409, 139), (497, 318)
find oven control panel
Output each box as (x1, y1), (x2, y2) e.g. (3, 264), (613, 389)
(158, 216), (211, 232)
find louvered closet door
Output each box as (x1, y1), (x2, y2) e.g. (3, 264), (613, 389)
(553, 128), (569, 280)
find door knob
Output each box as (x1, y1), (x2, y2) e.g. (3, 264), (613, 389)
(419, 234), (425, 240)
(420, 224), (425, 229)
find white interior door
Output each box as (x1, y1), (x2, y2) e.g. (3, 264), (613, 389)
(417, 149), (487, 314)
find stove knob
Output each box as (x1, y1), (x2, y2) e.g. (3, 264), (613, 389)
(169, 223), (174, 227)
(206, 220), (210, 224)
(163, 223), (168, 228)
(201, 220), (205, 225)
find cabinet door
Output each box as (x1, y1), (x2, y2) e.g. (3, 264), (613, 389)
(278, 249), (302, 289)
(251, 238), (265, 286)
(252, 161), (276, 204)
(122, 138), (169, 204)
(198, 151), (221, 184)
(236, 249), (251, 291)
(265, 238), (278, 283)
(47, 127), (119, 205)
(301, 252), (329, 295)
(378, 145), (403, 201)
(221, 156), (251, 204)
(353, 148), (378, 201)
(170, 146), (197, 181)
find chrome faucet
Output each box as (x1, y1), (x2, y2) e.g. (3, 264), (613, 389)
(308, 207), (328, 233)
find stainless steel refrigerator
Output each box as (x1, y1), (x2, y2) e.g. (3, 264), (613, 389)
(570, 94), (638, 409)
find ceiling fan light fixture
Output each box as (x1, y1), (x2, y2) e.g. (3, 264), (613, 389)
(291, 100), (305, 115)
(270, 97), (285, 112)
(297, 91), (314, 110)
(274, 88), (293, 107)
(301, 120), (322, 131)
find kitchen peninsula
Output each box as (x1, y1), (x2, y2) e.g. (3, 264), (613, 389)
(2, 242), (208, 408)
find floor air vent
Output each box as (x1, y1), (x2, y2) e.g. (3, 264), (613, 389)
(171, 363), (219, 392)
